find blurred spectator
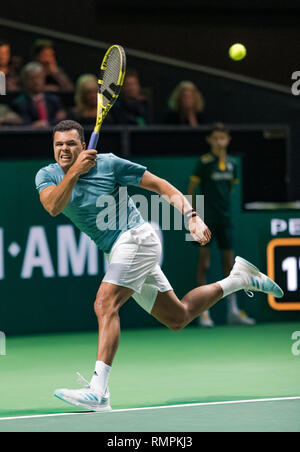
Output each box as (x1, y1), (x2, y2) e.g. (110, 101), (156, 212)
(70, 74), (99, 126)
(0, 104), (22, 126)
(164, 81), (205, 126)
(12, 62), (67, 128)
(0, 40), (21, 92)
(112, 69), (151, 125)
(32, 39), (74, 92)
(187, 123), (255, 327)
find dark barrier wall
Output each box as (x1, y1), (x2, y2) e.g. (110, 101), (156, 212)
(1, 1), (300, 86)
(0, 125), (291, 204)
(0, 157), (299, 336)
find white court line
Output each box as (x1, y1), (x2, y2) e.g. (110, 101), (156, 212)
(0, 396), (300, 422)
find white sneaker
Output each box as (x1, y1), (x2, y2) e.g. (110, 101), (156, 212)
(198, 311), (215, 328)
(54, 373), (112, 412)
(227, 310), (256, 326)
(231, 256), (284, 299)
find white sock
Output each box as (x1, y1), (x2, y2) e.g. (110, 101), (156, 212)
(201, 310), (210, 317)
(227, 293), (240, 315)
(90, 361), (111, 396)
(218, 275), (244, 299)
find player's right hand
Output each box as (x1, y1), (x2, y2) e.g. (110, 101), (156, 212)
(72, 150), (97, 175)
(189, 216), (212, 246)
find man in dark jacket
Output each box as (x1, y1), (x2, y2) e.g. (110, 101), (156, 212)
(12, 62), (66, 128)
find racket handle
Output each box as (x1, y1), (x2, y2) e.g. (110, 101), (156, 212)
(88, 132), (99, 150)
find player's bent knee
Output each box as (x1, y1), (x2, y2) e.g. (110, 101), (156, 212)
(166, 312), (188, 332)
(169, 322), (184, 332)
(152, 292), (189, 331)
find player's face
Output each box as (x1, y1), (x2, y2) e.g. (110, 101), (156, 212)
(53, 130), (86, 171)
(207, 131), (231, 154)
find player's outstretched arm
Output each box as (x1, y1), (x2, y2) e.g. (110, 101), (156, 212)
(187, 177), (200, 210)
(139, 171), (211, 245)
(40, 150), (97, 217)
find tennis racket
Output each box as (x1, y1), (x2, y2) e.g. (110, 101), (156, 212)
(88, 44), (126, 150)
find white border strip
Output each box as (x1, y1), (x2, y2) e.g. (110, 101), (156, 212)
(1, 396), (300, 422)
(0, 17), (290, 94)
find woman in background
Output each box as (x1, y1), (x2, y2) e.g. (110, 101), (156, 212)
(165, 81), (205, 127)
(70, 74), (99, 126)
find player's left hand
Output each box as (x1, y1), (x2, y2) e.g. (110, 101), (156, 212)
(189, 216), (211, 246)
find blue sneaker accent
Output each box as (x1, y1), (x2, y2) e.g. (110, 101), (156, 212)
(84, 393), (95, 401)
(261, 277), (284, 299)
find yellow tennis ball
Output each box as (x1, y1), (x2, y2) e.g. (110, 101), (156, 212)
(229, 43), (247, 61)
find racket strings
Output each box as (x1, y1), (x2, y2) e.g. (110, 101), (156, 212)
(101, 48), (123, 107)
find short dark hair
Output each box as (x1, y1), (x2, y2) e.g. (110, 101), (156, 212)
(0, 40), (10, 47)
(53, 120), (85, 143)
(208, 123), (230, 136)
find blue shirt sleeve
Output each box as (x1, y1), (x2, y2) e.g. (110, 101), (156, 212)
(35, 167), (57, 194)
(110, 154), (147, 187)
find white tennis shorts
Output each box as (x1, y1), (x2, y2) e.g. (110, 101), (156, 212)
(103, 222), (173, 313)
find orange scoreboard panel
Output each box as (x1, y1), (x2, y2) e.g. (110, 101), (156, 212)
(267, 238), (300, 311)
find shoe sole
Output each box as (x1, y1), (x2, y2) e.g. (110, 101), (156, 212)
(54, 391), (112, 413)
(235, 256), (284, 299)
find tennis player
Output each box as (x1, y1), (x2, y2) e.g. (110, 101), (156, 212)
(35, 120), (283, 412)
